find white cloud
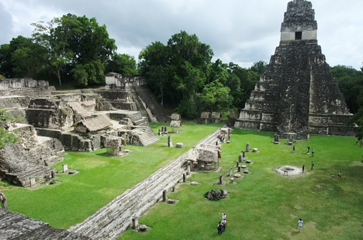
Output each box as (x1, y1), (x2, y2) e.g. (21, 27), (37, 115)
(0, 0), (362, 69)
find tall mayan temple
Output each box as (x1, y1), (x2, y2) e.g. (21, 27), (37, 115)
(234, 0), (355, 140)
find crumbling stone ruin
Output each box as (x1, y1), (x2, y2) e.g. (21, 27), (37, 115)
(234, 0), (355, 139)
(200, 112), (210, 124)
(0, 76), (165, 187)
(104, 73), (169, 123)
(203, 189), (228, 201)
(0, 208), (91, 239)
(170, 113), (182, 130)
(186, 143), (221, 170)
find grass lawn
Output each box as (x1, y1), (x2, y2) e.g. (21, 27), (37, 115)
(0, 122), (221, 229)
(119, 129), (363, 240)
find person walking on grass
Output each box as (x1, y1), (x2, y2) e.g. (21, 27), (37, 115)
(312, 149), (314, 157)
(298, 218), (303, 232)
(217, 222), (222, 235)
(293, 144), (295, 153)
(221, 213), (226, 221)
(311, 161), (314, 170)
(222, 219), (227, 232)
(307, 147), (310, 154)
(302, 164), (305, 173)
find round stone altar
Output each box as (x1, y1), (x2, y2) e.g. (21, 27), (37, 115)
(276, 165), (302, 176)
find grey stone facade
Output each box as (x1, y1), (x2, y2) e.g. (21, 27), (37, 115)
(234, 0), (355, 139)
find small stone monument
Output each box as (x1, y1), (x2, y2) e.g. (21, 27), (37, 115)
(201, 112), (210, 124)
(132, 217), (139, 229)
(168, 135), (173, 147)
(243, 150), (246, 158)
(176, 143), (183, 148)
(238, 166), (241, 172)
(139, 225), (148, 232)
(51, 170), (56, 178)
(211, 112), (221, 123)
(228, 167), (232, 177)
(183, 173), (186, 182)
(219, 174), (223, 185)
(230, 178), (234, 184)
(246, 143), (250, 152)
(30, 178), (36, 187)
(106, 136), (122, 156)
(238, 154), (243, 162)
(162, 190), (167, 202)
(274, 133), (279, 144)
(62, 164), (68, 173)
(0, 192), (8, 212)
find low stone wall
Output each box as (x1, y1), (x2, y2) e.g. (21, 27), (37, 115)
(0, 79), (55, 97)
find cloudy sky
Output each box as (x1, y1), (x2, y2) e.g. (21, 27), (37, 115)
(0, 0), (362, 69)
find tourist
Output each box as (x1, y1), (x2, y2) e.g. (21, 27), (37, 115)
(312, 149), (314, 157)
(222, 219), (227, 232)
(293, 144), (295, 153)
(311, 161), (314, 170)
(217, 222), (222, 235)
(302, 151), (304, 154)
(302, 164), (305, 173)
(338, 171), (342, 179)
(307, 147), (310, 154)
(222, 213), (226, 221)
(297, 218), (303, 232)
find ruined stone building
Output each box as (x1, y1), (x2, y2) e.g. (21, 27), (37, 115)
(234, 0), (355, 139)
(0, 76), (167, 187)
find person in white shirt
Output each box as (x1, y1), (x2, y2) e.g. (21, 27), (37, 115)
(221, 219), (227, 232)
(298, 218), (303, 232)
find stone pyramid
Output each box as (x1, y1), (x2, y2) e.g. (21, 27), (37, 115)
(234, 0), (355, 140)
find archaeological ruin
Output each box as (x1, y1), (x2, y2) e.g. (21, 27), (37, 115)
(234, 0), (355, 140)
(0, 75), (168, 187)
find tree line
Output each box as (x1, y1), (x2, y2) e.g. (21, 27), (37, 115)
(0, 14), (137, 87)
(1, 13), (362, 127)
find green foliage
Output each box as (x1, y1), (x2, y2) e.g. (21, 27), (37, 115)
(331, 65), (363, 113)
(139, 31), (264, 119)
(332, 65), (363, 140)
(0, 108), (18, 148)
(0, 74), (5, 79)
(0, 14), (116, 87)
(105, 53), (138, 76)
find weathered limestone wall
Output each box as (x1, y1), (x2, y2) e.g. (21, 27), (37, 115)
(0, 124), (64, 186)
(0, 78), (55, 97)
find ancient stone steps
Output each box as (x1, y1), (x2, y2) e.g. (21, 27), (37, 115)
(70, 127), (224, 239)
(16, 166), (51, 186)
(137, 127), (159, 146)
(133, 86), (169, 123)
(0, 208), (90, 240)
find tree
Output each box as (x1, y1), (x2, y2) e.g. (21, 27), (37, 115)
(331, 65), (363, 113)
(32, 14), (117, 87)
(201, 80), (233, 112)
(0, 108), (18, 149)
(105, 53), (138, 76)
(250, 61), (267, 75)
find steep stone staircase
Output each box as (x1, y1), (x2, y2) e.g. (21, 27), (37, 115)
(69, 126), (222, 239)
(133, 86), (169, 123)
